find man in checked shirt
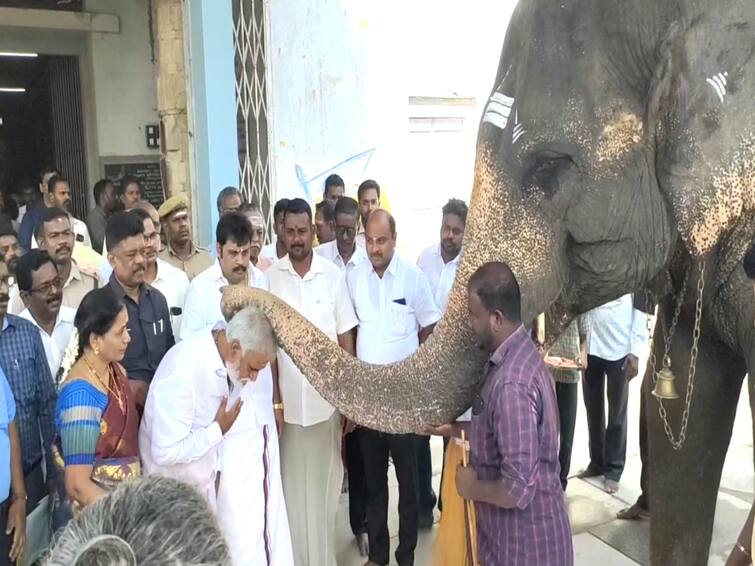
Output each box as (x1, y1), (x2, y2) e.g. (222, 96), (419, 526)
(459, 262), (573, 565)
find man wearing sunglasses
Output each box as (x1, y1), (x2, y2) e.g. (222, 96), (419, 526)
(16, 250), (75, 385)
(460, 261), (573, 566)
(315, 197), (368, 274)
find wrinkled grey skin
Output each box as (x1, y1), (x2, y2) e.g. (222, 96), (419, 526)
(483, 1), (755, 564)
(224, 1), (755, 563)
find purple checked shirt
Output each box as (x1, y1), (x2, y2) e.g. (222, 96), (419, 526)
(470, 326), (573, 566)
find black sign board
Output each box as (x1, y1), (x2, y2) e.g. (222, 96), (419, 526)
(0, 0), (82, 10)
(103, 159), (166, 209)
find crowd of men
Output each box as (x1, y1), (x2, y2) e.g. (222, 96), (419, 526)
(0, 165), (659, 565)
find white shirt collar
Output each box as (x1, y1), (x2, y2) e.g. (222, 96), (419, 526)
(277, 252), (325, 280)
(19, 305), (75, 333)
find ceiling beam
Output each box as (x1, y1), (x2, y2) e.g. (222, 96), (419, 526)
(0, 7), (119, 34)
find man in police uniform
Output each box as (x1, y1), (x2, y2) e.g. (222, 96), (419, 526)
(158, 195), (213, 281)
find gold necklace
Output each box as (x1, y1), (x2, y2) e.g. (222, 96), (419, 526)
(83, 355), (125, 411)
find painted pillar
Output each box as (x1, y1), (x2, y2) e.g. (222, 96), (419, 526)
(185, 0), (238, 246)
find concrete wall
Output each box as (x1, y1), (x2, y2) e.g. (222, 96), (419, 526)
(86, 0), (159, 160)
(266, 0), (517, 259)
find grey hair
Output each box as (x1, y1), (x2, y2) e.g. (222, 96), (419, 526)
(44, 476), (232, 565)
(225, 305), (277, 359)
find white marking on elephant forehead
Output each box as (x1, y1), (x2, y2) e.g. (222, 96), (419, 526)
(512, 109), (526, 144)
(483, 92), (514, 130)
(705, 72), (728, 103)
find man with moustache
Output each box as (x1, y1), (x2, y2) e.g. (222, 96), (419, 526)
(416, 198), (468, 527)
(29, 176), (91, 250)
(106, 211), (175, 408)
(10, 208), (100, 314)
(347, 209), (441, 566)
(18, 166), (59, 250)
(314, 200), (336, 245)
(158, 195), (213, 281)
(240, 202), (272, 271)
(181, 212), (267, 340)
(0, 255), (58, 521)
(131, 203), (190, 338)
(461, 262), (572, 566)
(268, 198), (358, 566)
(316, 197), (368, 273)
(17, 250), (75, 385)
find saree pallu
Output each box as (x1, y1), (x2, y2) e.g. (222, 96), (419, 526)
(90, 363), (141, 489)
(54, 363), (141, 518)
(435, 438), (477, 566)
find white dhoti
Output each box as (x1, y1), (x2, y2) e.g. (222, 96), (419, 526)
(217, 371), (294, 566)
(280, 412), (343, 566)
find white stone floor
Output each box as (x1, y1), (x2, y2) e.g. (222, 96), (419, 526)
(335, 366), (754, 566)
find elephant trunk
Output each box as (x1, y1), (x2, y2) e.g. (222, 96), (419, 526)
(221, 145), (562, 433)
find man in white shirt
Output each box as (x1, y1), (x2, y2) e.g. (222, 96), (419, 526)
(16, 250), (75, 384)
(260, 198), (290, 266)
(0, 228), (21, 312)
(132, 204), (190, 338)
(315, 196), (368, 274)
(181, 213), (267, 340)
(10, 207), (100, 315)
(241, 202), (273, 272)
(417, 197), (467, 526)
(579, 294), (648, 494)
(355, 180), (381, 248)
(140, 306), (293, 565)
(268, 198), (358, 566)
(347, 209), (441, 566)
(315, 195), (369, 553)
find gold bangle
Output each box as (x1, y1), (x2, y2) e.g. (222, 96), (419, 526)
(736, 542), (751, 558)
(273, 403), (284, 411)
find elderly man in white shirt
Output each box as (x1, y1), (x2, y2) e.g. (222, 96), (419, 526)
(131, 204), (190, 338)
(348, 209), (441, 566)
(140, 306), (294, 566)
(16, 249), (75, 384)
(417, 198), (468, 527)
(268, 198), (358, 566)
(578, 294), (648, 494)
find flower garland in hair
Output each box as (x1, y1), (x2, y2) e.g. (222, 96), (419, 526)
(58, 329), (80, 389)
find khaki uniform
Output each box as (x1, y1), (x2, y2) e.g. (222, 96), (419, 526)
(158, 244), (213, 281)
(10, 260), (100, 314)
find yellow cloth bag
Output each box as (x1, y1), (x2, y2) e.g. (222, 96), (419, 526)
(435, 439), (477, 566)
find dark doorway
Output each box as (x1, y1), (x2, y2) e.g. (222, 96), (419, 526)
(0, 54), (89, 220)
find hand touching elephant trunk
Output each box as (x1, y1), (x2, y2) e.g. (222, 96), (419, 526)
(221, 149), (562, 433)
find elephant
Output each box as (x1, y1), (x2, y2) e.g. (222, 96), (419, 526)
(222, 0), (755, 563)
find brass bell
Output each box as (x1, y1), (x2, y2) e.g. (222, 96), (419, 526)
(652, 358), (679, 400)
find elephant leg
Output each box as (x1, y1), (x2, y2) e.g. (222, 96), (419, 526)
(647, 313), (745, 565)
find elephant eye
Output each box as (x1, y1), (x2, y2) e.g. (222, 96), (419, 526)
(524, 151), (574, 198)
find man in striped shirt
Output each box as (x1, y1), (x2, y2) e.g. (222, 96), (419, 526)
(460, 262), (573, 565)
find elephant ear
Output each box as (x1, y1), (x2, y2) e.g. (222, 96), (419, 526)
(648, 11), (755, 258)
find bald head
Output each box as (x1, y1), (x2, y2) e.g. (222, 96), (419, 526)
(365, 209), (395, 236)
(468, 262), (521, 324)
(365, 209), (397, 275)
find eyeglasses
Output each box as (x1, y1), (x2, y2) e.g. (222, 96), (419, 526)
(31, 277), (63, 295)
(336, 226), (356, 237)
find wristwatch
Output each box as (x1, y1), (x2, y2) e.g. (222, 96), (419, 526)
(273, 402), (284, 411)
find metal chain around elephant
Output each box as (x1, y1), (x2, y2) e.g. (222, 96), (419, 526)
(655, 262), (706, 451)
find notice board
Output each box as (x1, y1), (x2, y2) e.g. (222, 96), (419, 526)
(102, 157), (166, 209)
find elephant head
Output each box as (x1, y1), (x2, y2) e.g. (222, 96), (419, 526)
(224, 0), (755, 433)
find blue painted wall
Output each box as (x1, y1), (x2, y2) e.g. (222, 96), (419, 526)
(186, 0), (238, 247)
